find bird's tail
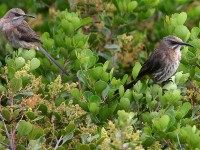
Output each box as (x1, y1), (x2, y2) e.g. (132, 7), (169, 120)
(124, 79), (139, 90)
(38, 46), (69, 76)
(106, 79), (139, 104)
(114, 78), (139, 95)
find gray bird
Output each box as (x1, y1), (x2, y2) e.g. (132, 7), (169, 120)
(0, 8), (69, 76)
(124, 35), (193, 90)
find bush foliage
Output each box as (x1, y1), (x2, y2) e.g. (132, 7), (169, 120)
(0, 0), (200, 149)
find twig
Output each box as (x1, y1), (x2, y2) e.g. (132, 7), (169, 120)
(0, 113), (14, 150)
(0, 142), (9, 147)
(13, 115), (24, 135)
(10, 115), (24, 150)
(177, 133), (183, 150)
(54, 135), (63, 150)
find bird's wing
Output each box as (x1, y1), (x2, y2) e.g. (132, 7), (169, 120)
(123, 49), (164, 90)
(17, 21), (41, 43)
(138, 49), (163, 77)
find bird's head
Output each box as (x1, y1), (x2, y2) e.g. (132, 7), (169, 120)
(3, 8), (35, 20)
(1, 8), (35, 27)
(160, 35), (193, 51)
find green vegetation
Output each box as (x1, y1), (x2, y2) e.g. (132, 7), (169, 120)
(0, 0), (200, 149)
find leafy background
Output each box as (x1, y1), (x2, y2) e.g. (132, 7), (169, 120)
(0, 0), (200, 149)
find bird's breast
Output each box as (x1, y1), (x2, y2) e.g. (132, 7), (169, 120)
(167, 48), (181, 63)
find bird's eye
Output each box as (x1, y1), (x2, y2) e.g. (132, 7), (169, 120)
(169, 40), (177, 45)
(14, 13), (21, 17)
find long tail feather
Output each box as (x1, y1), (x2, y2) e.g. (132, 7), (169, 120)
(38, 46), (69, 76)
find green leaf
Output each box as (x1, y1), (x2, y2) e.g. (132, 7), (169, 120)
(119, 85), (124, 97)
(38, 104), (48, 115)
(99, 105), (111, 121)
(71, 88), (80, 100)
(90, 67), (103, 80)
(28, 126), (44, 140)
(83, 91), (94, 101)
(176, 102), (191, 120)
(127, 1), (137, 12)
(8, 67), (16, 78)
(10, 78), (22, 93)
(16, 144), (26, 150)
(190, 27), (200, 40)
(2, 108), (10, 121)
(94, 80), (108, 95)
(32, 116), (44, 122)
(88, 103), (99, 114)
(89, 95), (101, 106)
(13, 109), (20, 119)
(17, 120), (33, 137)
(123, 90), (132, 100)
(101, 72), (110, 82)
(152, 115), (170, 131)
(88, 95), (101, 114)
(177, 12), (187, 25)
(77, 144), (91, 150)
(132, 62), (142, 80)
(62, 132), (74, 144)
(103, 61), (109, 72)
(132, 91), (143, 101)
(30, 58), (40, 71)
(26, 111), (36, 120)
(55, 97), (65, 106)
(190, 39), (200, 49)
(21, 49), (36, 60)
(119, 98), (130, 111)
(77, 70), (85, 84)
(71, 17), (81, 30)
(66, 122), (76, 134)
(175, 71), (190, 84)
(61, 19), (74, 35)
(81, 17), (92, 26)
(174, 25), (190, 42)
(15, 57), (25, 69)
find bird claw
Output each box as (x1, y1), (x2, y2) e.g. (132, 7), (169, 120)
(166, 78), (173, 83)
(162, 78), (173, 85)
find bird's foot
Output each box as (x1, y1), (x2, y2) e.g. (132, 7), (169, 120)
(162, 78), (173, 85)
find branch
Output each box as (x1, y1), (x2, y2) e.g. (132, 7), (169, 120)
(0, 142), (9, 147)
(0, 113), (14, 150)
(54, 135), (63, 150)
(13, 115), (24, 135)
(177, 133), (183, 150)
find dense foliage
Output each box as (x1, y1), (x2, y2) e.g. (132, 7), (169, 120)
(0, 0), (200, 149)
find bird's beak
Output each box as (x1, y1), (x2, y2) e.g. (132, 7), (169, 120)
(179, 42), (193, 47)
(23, 14), (35, 18)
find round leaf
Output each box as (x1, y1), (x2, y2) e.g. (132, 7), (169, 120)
(22, 49), (36, 60)
(17, 120), (33, 137)
(132, 62), (142, 80)
(94, 80), (108, 95)
(30, 58), (40, 71)
(174, 25), (190, 42)
(15, 57), (25, 69)
(10, 78), (22, 93)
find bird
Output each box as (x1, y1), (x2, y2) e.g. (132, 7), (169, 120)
(123, 35), (193, 91)
(0, 8), (69, 76)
